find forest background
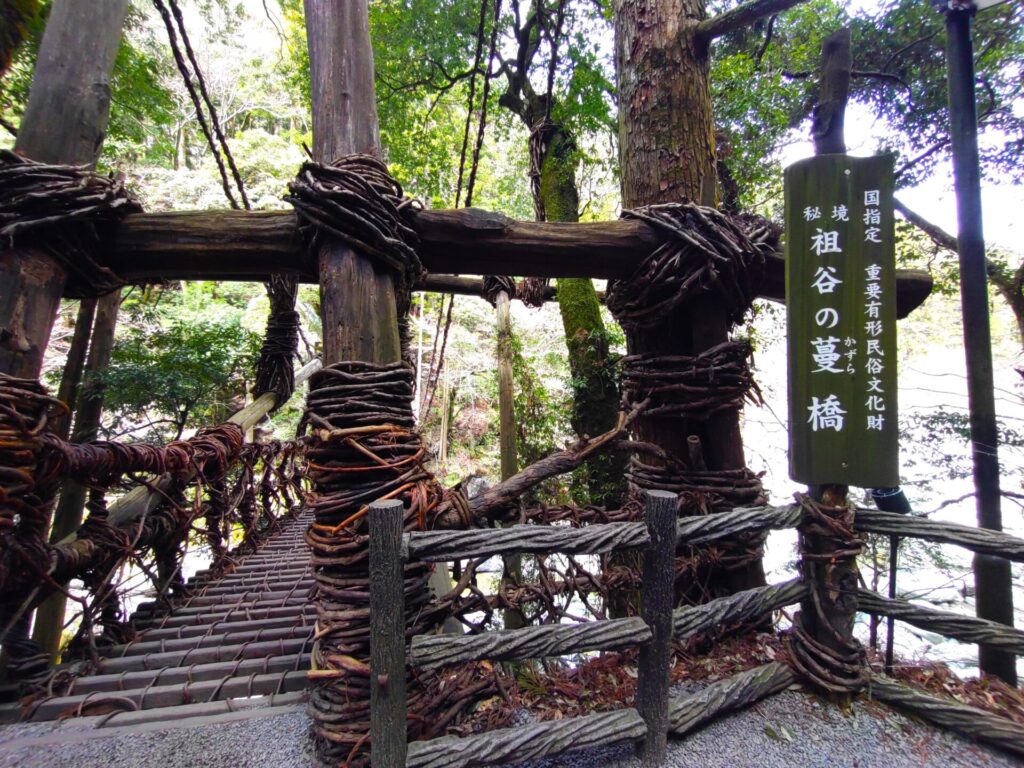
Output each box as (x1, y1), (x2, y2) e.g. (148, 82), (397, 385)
(1, 0), (1022, 677)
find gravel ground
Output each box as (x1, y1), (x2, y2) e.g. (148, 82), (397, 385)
(0, 706), (314, 768)
(0, 688), (1019, 768)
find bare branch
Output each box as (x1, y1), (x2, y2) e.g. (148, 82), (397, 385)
(893, 197), (957, 253)
(696, 0), (806, 44)
(851, 69), (911, 93)
(882, 30), (940, 73)
(753, 14), (778, 71)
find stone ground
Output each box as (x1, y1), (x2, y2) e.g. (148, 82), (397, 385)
(0, 688), (1019, 768)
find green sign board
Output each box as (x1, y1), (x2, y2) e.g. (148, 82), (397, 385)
(786, 154), (899, 487)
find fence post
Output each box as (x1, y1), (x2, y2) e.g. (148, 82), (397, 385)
(637, 489), (677, 766)
(369, 499), (408, 767)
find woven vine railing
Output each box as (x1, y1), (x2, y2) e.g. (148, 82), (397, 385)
(0, 360), (312, 692)
(366, 497), (1024, 767)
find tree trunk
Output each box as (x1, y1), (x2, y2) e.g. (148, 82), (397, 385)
(538, 124), (627, 507)
(32, 289), (121, 661)
(614, 0), (766, 598)
(496, 289), (525, 630)
(0, 0), (130, 682)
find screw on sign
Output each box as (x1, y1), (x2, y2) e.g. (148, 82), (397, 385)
(785, 154), (899, 487)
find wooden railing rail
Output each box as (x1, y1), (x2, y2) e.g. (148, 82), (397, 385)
(370, 491), (677, 768)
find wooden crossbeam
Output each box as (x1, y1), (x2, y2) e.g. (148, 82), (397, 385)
(107, 207), (933, 318)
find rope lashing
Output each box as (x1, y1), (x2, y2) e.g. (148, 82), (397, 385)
(620, 340), (763, 420)
(787, 493), (870, 694)
(606, 201), (765, 329)
(0, 371), (304, 684)
(299, 361), (458, 767)
(481, 275), (517, 307)
(0, 150), (141, 297)
(0, 374), (66, 687)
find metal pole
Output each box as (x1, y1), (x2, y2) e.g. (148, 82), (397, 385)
(943, 4), (1016, 684)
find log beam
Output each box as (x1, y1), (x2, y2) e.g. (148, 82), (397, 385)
(106, 208), (933, 318)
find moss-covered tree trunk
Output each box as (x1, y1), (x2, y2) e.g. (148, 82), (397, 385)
(537, 125), (627, 507)
(615, 0), (767, 597)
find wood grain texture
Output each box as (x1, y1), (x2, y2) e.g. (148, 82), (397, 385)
(369, 499), (408, 767)
(668, 662), (796, 735)
(105, 208), (934, 319)
(869, 675), (1024, 758)
(636, 490), (676, 765)
(410, 616), (649, 671)
(858, 589), (1024, 654)
(854, 509), (1024, 563)
(1, 0), (130, 379)
(405, 522), (650, 562)
(673, 579), (807, 641)
(303, 0), (398, 368)
(676, 505), (803, 545)
(406, 708), (646, 768)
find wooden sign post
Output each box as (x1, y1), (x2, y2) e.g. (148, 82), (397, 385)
(786, 154), (899, 487)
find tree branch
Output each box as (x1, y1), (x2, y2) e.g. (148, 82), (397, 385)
(893, 197), (956, 253)
(696, 0), (806, 43)
(894, 197), (1024, 343)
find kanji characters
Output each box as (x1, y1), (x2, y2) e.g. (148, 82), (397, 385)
(810, 336), (843, 373)
(808, 395), (846, 432)
(810, 228), (842, 256)
(812, 266), (843, 294)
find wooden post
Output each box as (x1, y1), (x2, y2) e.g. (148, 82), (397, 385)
(687, 180), (767, 597)
(496, 289), (525, 630)
(369, 499), (408, 768)
(496, 290), (518, 486)
(33, 289), (121, 660)
(51, 298), (98, 439)
(0, 0), (130, 379)
(0, 0), (129, 680)
(636, 489), (676, 766)
(795, 28), (861, 705)
(303, 0), (400, 366)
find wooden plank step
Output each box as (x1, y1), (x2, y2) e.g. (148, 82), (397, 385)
(62, 653), (311, 695)
(106, 624), (313, 658)
(138, 613), (314, 641)
(22, 671), (309, 722)
(94, 636), (313, 673)
(132, 604), (315, 630)
(196, 578), (315, 596)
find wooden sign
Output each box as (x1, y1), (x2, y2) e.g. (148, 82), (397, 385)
(786, 154), (899, 487)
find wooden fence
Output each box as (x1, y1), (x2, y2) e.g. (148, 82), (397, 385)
(366, 497), (1024, 767)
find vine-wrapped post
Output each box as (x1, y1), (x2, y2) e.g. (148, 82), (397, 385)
(636, 489), (677, 765)
(0, 0), (132, 683)
(369, 499), (408, 768)
(298, 3), (447, 764)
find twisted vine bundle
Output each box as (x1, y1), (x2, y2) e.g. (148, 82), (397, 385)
(287, 155), (423, 308)
(0, 150), (141, 296)
(607, 202), (764, 329)
(621, 340), (763, 420)
(300, 361), (451, 766)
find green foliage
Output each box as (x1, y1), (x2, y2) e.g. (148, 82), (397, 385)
(851, 0), (1023, 187)
(900, 408), (1024, 485)
(508, 330), (571, 499)
(100, 283), (263, 441)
